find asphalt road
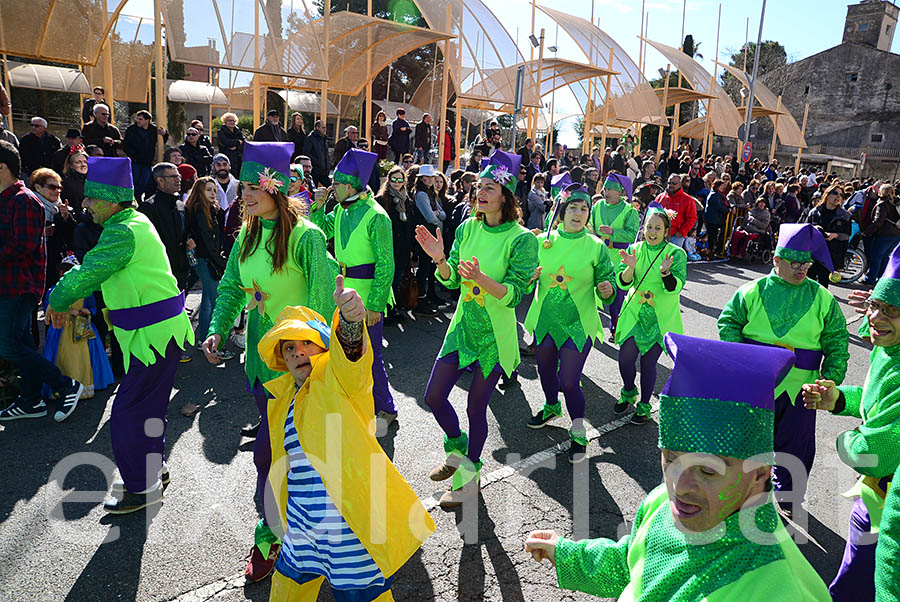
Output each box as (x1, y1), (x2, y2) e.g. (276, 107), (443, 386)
(0, 260), (875, 602)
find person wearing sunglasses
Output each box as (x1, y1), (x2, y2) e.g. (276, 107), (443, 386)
(30, 168), (75, 292)
(355, 138), (381, 192)
(19, 116), (61, 182)
(375, 165), (415, 324)
(82, 103), (121, 157)
(123, 110), (169, 201)
(179, 128), (213, 177)
(718, 223), (850, 517)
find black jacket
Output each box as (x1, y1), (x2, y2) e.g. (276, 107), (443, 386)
(19, 132), (61, 175)
(82, 121), (122, 157)
(180, 142), (213, 176)
(187, 206), (226, 277)
(253, 122), (288, 142)
(138, 191), (190, 290)
(389, 119), (411, 154)
(288, 127), (306, 160)
(332, 136), (356, 169)
(303, 130), (330, 176)
(124, 123), (168, 166)
(82, 98), (105, 125)
(61, 173), (85, 216)
(414, 121), (431, 151)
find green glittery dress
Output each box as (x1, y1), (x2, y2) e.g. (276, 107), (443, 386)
(436, 218), (538, 377)
(208, 217), (337, 388)
(876, 460), (900, 601)
(589, 199), (640, 268)
(553, 484), (830, 601)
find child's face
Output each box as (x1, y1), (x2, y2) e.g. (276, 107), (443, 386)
(282, 339), (326, 383)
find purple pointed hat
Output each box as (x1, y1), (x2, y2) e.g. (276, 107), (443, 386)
(334, 147), (378, 192)
(603, 172), (633, 201)
(549, 172), (573, 198)
(659, 333), (796, 460)
(775, 223), (834, 272)
(241, 142), (293, 194)
(84, 156), (134, 204)
(873, 243), (900, 308)
(478, 150), (521, 193)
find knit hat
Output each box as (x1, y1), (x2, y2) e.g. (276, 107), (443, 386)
(240, 141), (293, 195)
(603, 173), (633, 201)
(478, 150), (521, 193)
(549, 172), (572, 199)
(177, 163), (197, 181)
(257, 306), (332, 373)
(213, 153), (230, 165)
(873, 243), (900, 309)
(659, 333), (795, 462)
(84, 156), (134, 204)
(774, 223), (834, 272)
(334, 147), (378, 192)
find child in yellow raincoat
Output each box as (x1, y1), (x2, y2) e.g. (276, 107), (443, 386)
(258, 275), (435, 602)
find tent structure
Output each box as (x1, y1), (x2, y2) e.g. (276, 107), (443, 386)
(653, 87), (714, 107)
(6, 61), (90, 94)
(168, 80), (229, 105)
(372, 101), (426, 123)
(82, 13), (155, 104)
(278, 90), (341, 115)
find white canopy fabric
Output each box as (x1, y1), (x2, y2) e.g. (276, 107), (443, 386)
(277, 90), (340, 115)
(167, 80), (229, 105)
(7, 61), (91, 94)
(372, 101), (426, 123)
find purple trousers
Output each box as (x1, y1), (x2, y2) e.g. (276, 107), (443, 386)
(829, 497), (877, 601)
(368, 316), (396, 414)
(772, 391), (817, 512)
(607, 286), (626, 335)
(423, 352), (502, 463)
(250, 380), (273, 525)
(534, 336), (591, 423)
(110, 339), (180, 493)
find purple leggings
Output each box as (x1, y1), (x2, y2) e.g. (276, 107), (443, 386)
(617, 338), (663, 407)
(829, 497), (877, 601)
(534, 335), (591, 424)
(250, 380), (273, 525)
(607, 286), (626, 333)
(423, 352), (502, 463)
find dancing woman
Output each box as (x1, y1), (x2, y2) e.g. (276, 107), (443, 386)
(414, 151), (538, 508)
(614, 203), (686, 424)
(524, 184), (616, 463)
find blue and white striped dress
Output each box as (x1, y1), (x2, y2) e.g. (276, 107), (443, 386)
(276, 393), (385, 590)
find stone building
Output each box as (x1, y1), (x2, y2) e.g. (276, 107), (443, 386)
(776, 0), (900, 179)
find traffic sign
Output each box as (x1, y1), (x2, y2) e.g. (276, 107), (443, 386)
(742, 141), (753, 163)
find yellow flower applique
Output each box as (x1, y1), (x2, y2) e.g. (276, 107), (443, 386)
(636, 290), (655, 308)
(240, 279), (270, 317)
(547, 265), (573, 291)
(462, 280), (486, 307)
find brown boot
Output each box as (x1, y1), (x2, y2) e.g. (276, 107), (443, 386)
(438, 479), (481, 509)
(429, 459), (458, 481)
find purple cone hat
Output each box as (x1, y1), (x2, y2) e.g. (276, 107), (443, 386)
(774, 223), (834, 272)
(603, 172), (633, 201)
(478, 150), (521, 193)
(659, 333), (795, 461)
(241, 142), (293, 194)
(84, 156), (134, 204)
(873, 243), (900, 309)
(334, 147), (378, 192)
(549, 172), (573, 199)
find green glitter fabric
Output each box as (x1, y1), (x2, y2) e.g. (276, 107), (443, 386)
(451, 459), (483, 490)
(757, 273), (817, 338)
(443, 432), (469, 456)
(83, 179), (134, 204)
(876, 461), (900, 600)
(440, 301), (501, 378)
(620, 387), (638, 405)
(541, 401), (563, 420)
(570, 426), (588, 446)
(774, 246), (813, 263)
(534, 287), (588, 351)
(333, 169), (363, 191)
(873, 277), (900, 311)
(658, 395), (775, 461)
(619, 302), (665, 355)
(240, 159), (289, 194)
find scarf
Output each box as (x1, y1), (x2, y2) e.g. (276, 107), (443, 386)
(34, 190), (60, 221)
(389, 186), (408, 222)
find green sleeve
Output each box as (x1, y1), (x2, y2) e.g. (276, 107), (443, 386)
(48, 223), (134, 312)
(297, 227), (338, 318)
(820, 295), (850, 386)
(593, 245), (617, 304)
(435, 219), (466, 290)
(365, 212), (394, 313)
(554, 535), (632, 598)
(615, 243), (637, 290)
(622, 207), (641, 244)
(836, 385), (865, 419)
(498, 231), (539, 308)
(876, 463), (900, 602)
(836, 376), (900, 478)
(309, 201), (335, 240)
(208, 238), (247, 344)
(718, 288), (749, 343)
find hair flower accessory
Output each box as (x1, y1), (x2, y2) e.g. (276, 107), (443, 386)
(257, 167), (280, 194)
(492, 165), (512, 185)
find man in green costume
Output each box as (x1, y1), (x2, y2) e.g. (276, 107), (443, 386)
(718, 223), (849, 514)
(876, 460), (900, 601)
(47, 156), (193, 514)
(310, 147), (396, 427)
(525, 333), (830, 601)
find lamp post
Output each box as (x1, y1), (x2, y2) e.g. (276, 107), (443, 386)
(741, 0), (766, 169)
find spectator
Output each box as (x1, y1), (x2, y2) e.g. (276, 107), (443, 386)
(759, 180), (778, 208)
(543, 158), (560, 194)
(296, 154), (314, 189)
(253, 109), (287, 142)
(0, 80), (9, 128)
(656, 173), (698, 249)
(465, 149), (483, 173)
(804, 184), (852, 288)
(61, 149), (88, 215)
(590, 146), (603, 175)
(728, 180), (747, 209)
(730, 198), (771, 259)
(704, 179), (729, 256)
(516, 137), (534, 171)
(286, 112), (306, 160)
(742, 179), (760, 207)
(139, 163), (190, 296)
(388, 108), (411, 162)
(84, 145), (103, 157)
(777, 183), (802, 223)
(525, 151), (543, 185)
(412, 164), (442, 313)
(332, 125), (358, 169)
(31, 167), (76, 292)
(863, 184), (900, 285)
(0, 117), (17, 149)
(81, 86), (106, 125)
(302, 119), (330, 187)
(371, 111), (389, 160)
(632, 160), (656, 191)
(189, 120), (215, 155)
(211, 153), (239, 211)
(434, 171), (453, 256)
(216, 112), (244, 177)
(52, 128), (83, 175)
(764, 160), (779, 181)
(82, 104), (121, 157)
(609, 145), (626, 174)
(400, 153), (414, 171)
(163, 146), (184, 167)
(355, 139), (381, 192)
(414, 113), (432, 165)
(526, 173), (548, 230)
(441, 122), (455, 173)
(625, 152), (640, 182)
(177, 163), (198, 202)
(375, 165), (414, 323)
(123, 110), (169, 200)
(180, 127), (213, 176)
(584, 166), (600, 196)
(19, 117), (61, 179)
(0, 140), (83, 421)
(515, 163), (529, 211)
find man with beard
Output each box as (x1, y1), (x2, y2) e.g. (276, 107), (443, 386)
(212, 153), (239, 212)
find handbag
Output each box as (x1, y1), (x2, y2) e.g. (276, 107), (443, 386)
(398, 261), (419, 310)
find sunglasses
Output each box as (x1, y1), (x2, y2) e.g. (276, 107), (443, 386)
(290, 176), (299, 183)
(788, 261), (813, 270)
(403, 160), (413, 164)
(98, 113), (110, 117)
(187, 132), (199, 137)
(42, 183), (62, 191)
(389, 177), (405, 183)
(31, 124), (42, 128)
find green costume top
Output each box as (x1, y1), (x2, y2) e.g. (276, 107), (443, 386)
(209, 217), (337, 387)
(833, 322), (900, 532)
(875, 461), (900, 601)
(589, 199), (641, 266)
(436, 217), (538, 378)
(717, 271), (849, 401)
(614, 241), (687, 353)
(310, 190), (394, 313)
(49, 208), (193, 372)
(524, 228), (616, 350)
(554, 484), (830, 601)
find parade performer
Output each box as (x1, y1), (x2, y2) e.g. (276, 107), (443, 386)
(524, 184), (616, 463)
(309, 147), (397, 428)
(614, 202), (686, 424)
(414, 150), (538, 507)
(202, 141), (337, 582)
(718, 223), (849, 514)
(543, 172), (572, 231)
(47, 156), (193, 514)
(589, 173), (640, 338)
(876, 460), (900, 602)
(802, 245), (900, 601)
(525, 334), (830, 601)
(259, 278), (435, 602)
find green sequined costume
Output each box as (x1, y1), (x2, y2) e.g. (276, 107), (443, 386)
(554, 484), (830, 601)
(876, 460), (900, 601)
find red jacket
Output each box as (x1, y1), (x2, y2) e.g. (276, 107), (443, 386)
(655, 187), (698, 238)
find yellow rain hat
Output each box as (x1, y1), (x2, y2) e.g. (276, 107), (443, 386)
(257, 306), (331, 373)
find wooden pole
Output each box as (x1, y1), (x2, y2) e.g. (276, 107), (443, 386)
(153, 0), (166, 162)
(656, 64), (671, 156)
(454, 0), (463, 168)
(437, 3), (452, 169)
(794, 102), (809, 172)
(636, 0), (645, 155)
(253, 0), (261, 131)
(769, 95), (781, 162)
(701, 3), (721, 159)
(528, 0), (537, 140)
(320, 0), (330, 130)
(534, 28), (545, 151)
(365, 0), (373, 146)
(671, 0), (687, 155)
(598, 47), (614, 165)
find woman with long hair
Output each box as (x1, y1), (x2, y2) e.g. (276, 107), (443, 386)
(201, 142), (337, 582)
(286, 112), (306, 160)
(614, 203), (687, 424)
(62, 149), (88, 216)
(414, 151), (538, 507)
(376, 165), (415, 321)
(413, 165), (445, 312)
(863, 184), (900, 285)
(804, 184), (852, 288)
(434, 171), (453, 257)
(372, 110), (389, 160)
